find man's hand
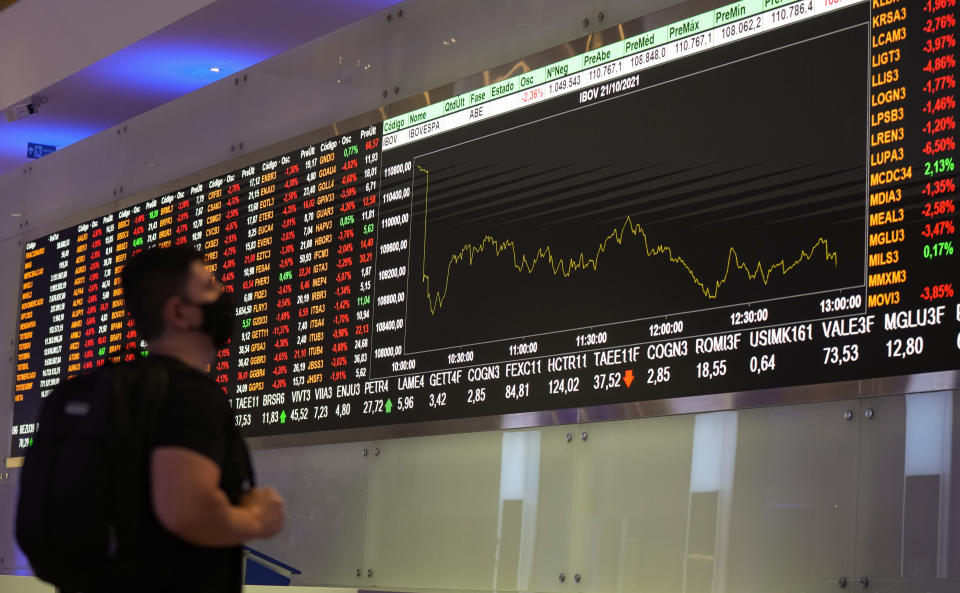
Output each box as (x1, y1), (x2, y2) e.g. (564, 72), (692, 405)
(239, 487), (286, 539)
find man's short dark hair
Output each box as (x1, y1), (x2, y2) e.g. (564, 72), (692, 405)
(120, 246), (204, 340)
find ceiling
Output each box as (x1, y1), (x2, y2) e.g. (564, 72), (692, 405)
(0, 0), (399, 176)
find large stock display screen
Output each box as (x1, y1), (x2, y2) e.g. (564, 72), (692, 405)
(11, 0), (960, 454)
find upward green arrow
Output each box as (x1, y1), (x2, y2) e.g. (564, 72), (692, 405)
(385, 398), (393, 413)
(280, 410), (287, 424)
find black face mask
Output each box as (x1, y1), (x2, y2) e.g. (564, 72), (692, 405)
(183, 292), (235, 348)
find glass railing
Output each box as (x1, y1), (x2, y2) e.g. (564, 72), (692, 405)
(249, 390), (960, 593)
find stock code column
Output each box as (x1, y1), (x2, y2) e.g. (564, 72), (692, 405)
(312, 126), (380, 428)
(63, 229), (90, 376)
(109, 207), (134, 363)
(199, 174), (242, 392)
(868, 0), (959, 335)
(262, 150), (305, 419)
(235, 159), (281, 423)
(291, 142), (337, 421)
(868, 0), (909, 311)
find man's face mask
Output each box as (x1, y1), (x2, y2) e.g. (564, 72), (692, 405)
(183, 292), (235, 348)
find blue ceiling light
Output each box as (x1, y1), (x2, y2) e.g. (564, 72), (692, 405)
(83, 41), (265, 95)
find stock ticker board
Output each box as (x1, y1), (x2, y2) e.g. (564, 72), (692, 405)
(10, 0), (960, 454)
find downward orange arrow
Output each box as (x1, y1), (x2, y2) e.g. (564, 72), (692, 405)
(623, 369), (634, 388)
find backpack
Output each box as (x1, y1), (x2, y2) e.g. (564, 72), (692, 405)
(16, 358), (168, 592)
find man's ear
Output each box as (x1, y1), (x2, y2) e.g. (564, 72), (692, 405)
(161, 296), (193, 332)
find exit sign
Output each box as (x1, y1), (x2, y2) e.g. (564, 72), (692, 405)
(26, 142), (56, 159)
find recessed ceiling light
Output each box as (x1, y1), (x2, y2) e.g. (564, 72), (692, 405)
(144, 162), (159, 167)
(10, 213), (22, 217)
(210, 67), (221, 73)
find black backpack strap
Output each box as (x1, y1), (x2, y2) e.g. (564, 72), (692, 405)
(103, 359), (170, 583)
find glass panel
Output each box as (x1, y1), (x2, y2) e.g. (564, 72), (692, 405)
(362, 426), (575, 592)
(118, 79), (240, 201)
(0, 478), (32, 576)
(0, 173), (26, 242)
(248, 441), (371, 586)
(856, 391), (959, 592)
(571, 413), (697, 593)
(374, 0), (588, 100)
(237, 13), (390, 153)
(724, 402), (859, 593)
(574, 399), (860, 593)
(524, 428), (578, 593)
(0, 484), (12, 573)
(0, 237), (26, 349)
(23, 129), (122, 233)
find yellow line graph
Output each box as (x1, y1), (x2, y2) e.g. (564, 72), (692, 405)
(416, 166), (838, 315)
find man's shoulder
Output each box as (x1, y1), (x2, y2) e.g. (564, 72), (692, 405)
(147, 357), (234, 457)
(129, 355), (209, 383)
(143, 357), (228, 406)
(100, 356), (223, 405)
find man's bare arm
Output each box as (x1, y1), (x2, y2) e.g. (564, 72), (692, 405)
(151, 446), (284, 547)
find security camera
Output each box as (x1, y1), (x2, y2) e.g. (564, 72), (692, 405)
(4, 96), (47, 122)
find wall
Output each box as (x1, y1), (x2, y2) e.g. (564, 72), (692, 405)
(1, 0), (958, 591)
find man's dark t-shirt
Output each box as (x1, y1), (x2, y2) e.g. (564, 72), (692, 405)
(140, 355), (252, 593)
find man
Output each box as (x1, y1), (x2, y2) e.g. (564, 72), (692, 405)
(120, 246), (285, 591)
